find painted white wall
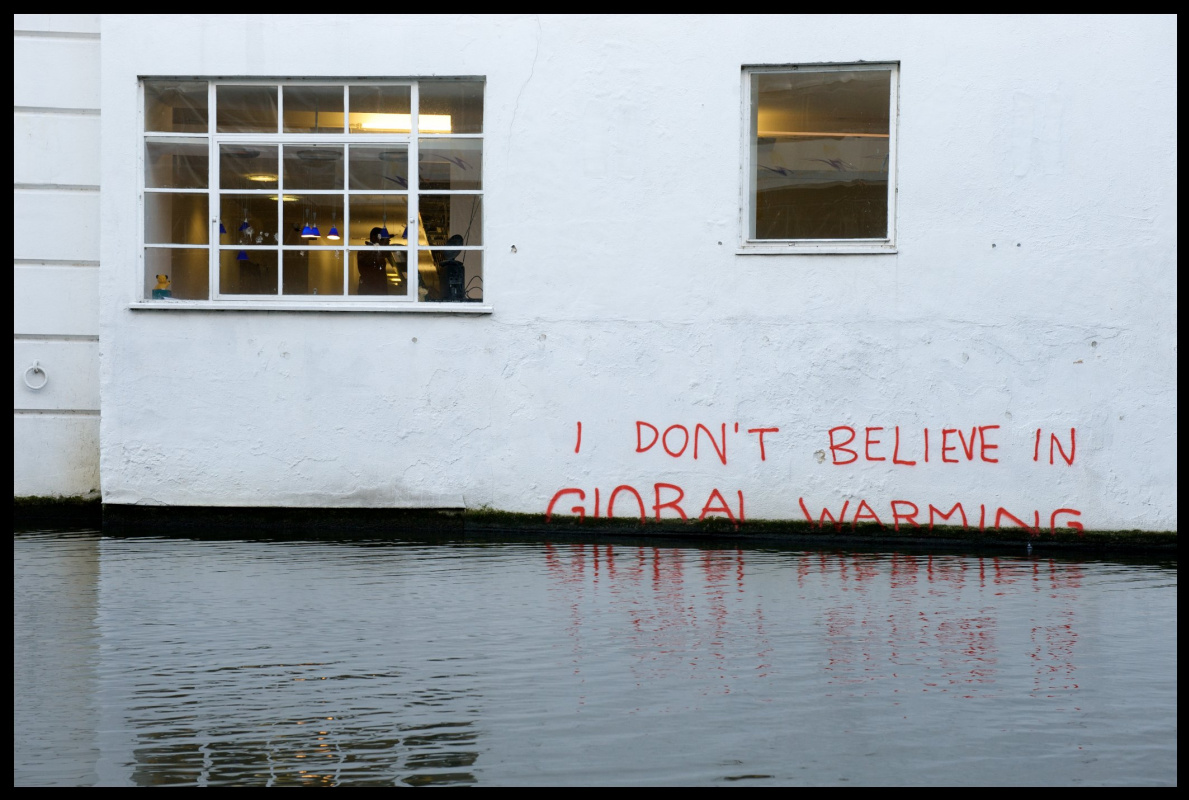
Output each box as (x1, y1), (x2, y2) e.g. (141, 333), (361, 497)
(99, 15), (1177, 530)
(14, 14), (102, 499)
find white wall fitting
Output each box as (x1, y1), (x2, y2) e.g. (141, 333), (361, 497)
(98, 15), (1177, 530)
(14, 15), (102, 498)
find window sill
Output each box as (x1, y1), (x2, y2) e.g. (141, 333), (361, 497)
(737, 243), (897, 256)
(128, 300), (493, 314)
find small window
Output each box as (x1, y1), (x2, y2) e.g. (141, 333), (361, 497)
(742, 63), (897, 253)
(141, 78), (485, 304)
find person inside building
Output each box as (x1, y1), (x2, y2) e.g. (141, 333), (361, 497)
(357, 227), (406, 295)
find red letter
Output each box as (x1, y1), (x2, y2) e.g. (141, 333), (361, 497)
(924, 428), (930, 463)
(995, 507), (1040, 535)
(607, 485), (647, 523)
(636, 422), (658, 453)
(928, 502), (968, 531)
(957, 427), (978, 461)
(1050, 428), (1076, 465)
(653, 483), (688, 521)
(1050, 508), (1084, 535)
(798, 497), (850, 531)
(828, 426), (858, 465)
(941, 429), (959, 463)
(546, 488), (586, 522)
(737, 491), (745, 522)
(851, 499), (885, 528)
(699, 488), (738, 526)
(575, 421), (582, 454)
(891, 500), (921, 532)
(978, 425), (1000, 463)
(865, 427), (886, 461)
(662, 425), (689, 458)
(892, 426), (917, 465)
(1033, 428), (1041, 461)
(747, 427), (780, 461)
(694, 423), (728, 465)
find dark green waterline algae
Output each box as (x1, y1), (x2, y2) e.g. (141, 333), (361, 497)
(14, 530), (1177, 786)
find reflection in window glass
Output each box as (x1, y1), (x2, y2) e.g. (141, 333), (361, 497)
(419, 139), (482, 191)
(349, 246), (409, 297)
(145, 139), (208, 189)
(145, 193), (209, 244)
(220, 249), (278, 295)
(144, 248), (209, 300)
(283, 145), (344, 191)
(217, 85), (278, 133)
(419, 81), (483, 134)
(750, 67), (891, 240)
(348, 85), (412, 134)
(283, 196), (344, 246)
(419, 195), (482, 247)
(144, 80), (208, 133)
(283, 85), (344, 133)
(349, 145), (409, 191)
(220, 144), (278, 191)
(348, 195), (410, 245)
(220, 194), (280, 248)
(420, 249), (482, 303)
(283, 249), (345, 296)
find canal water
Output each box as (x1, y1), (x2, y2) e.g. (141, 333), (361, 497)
(14, 530), (1177, 786)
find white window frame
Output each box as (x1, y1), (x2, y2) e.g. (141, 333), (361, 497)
(135, 77), (489, 313)
(739, 62), (899, 255)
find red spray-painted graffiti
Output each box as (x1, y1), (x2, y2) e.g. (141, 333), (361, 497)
(546, 420), (1086, 532)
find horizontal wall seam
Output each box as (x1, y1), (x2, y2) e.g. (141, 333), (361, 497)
(13, 106), (101, 116)
(14, 184), (100, 193)
(13, 334), (99, 342)
(13, 30), (100, 40)
(14, 260), (101, 268)
(13, 408), (99, 416)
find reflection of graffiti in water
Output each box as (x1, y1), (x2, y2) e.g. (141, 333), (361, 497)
(542, 543), (770, 698)
(543, 547), (1083, 705)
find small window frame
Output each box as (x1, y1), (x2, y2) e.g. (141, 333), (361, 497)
(739, 62), (899, 255)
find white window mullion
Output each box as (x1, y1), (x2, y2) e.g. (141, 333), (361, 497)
(408, 81), (420, 302)
(209, 80), (219, 300)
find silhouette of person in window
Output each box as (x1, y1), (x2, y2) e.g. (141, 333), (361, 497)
(357, 227), (406, 295)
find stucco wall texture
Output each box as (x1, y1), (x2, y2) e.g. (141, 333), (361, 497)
(98, 15), (1177, 531)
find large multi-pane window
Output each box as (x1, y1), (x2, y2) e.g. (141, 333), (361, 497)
(742, 63), (897, 252)
(142, 79), (484, 303)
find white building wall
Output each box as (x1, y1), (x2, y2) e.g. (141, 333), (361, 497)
(99, 15), (1177, 530)
(14, 14), (102, 498)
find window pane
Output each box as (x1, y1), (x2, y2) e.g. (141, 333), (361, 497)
(145, 193), (209, 244)
(419, 195), (482, 247)
(419, 249), (482, 304)
(349, 145), (409, 191)
(349, 247), (409, 297)
(144, 80), (207, 133)
(220, 144), (278, 191)
(220, 194), (280, 247)
(347, 195), (409, 245)
(419, 139), (482, 191)
(145, 138), (208, 189)
(283, 144), (344, 191)
(283, 249), (345, 296)
(220, 249), (278, 295)
(419, 81), (483, 134)
(752, 68), (890, 240)
(283, 85), (344, 133)
(144, 248), (209, 300)
(217, 85), (278, 133)
(348, 85), (412, 134)
(283, 195), (344, 246)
